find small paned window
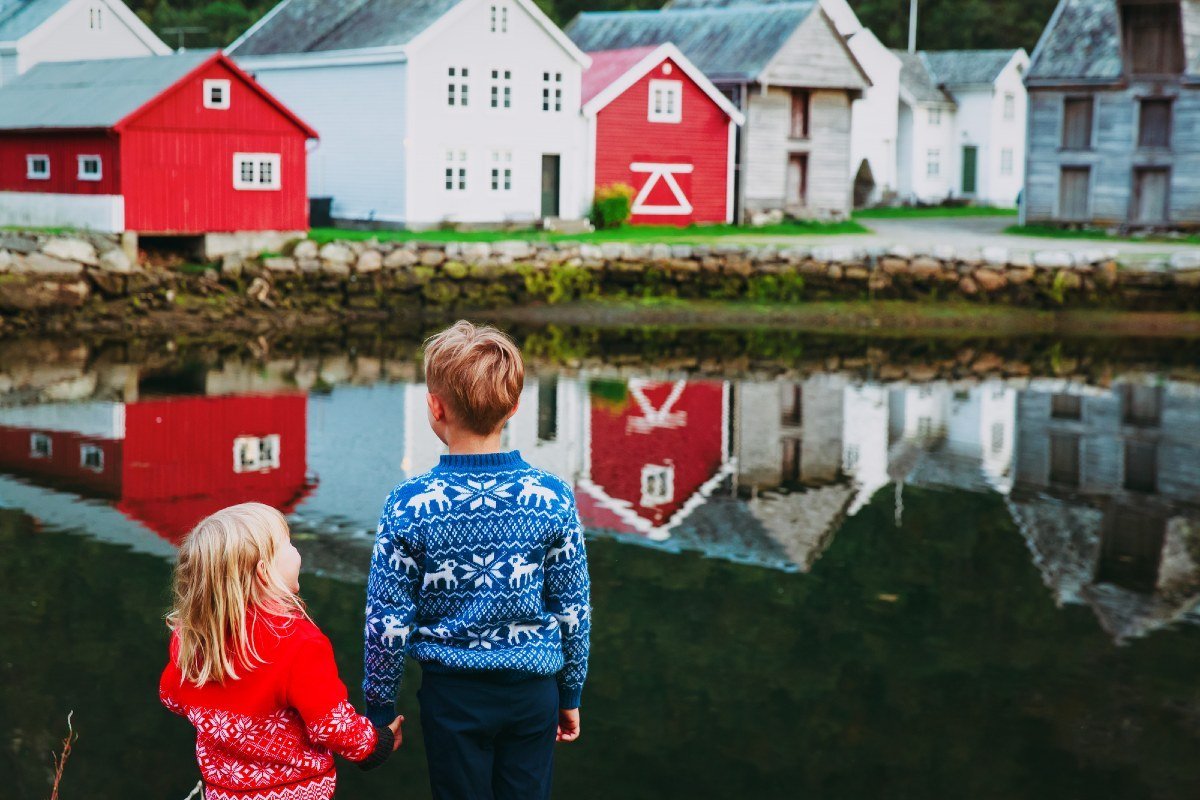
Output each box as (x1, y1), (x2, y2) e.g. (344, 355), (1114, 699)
(1062, 97), (1094, 150)
(790, 89), (810, 138)
(491, 69), (512, 108)
(89, 6), (103, 29)
(490, 151), (512, 191)
(448, 67), (469, 106)
(648, 79), (682, 123)
(444, 150), (467, 191)
(1001, 148), (1014, 176)
(1138, 98), (1172, 148)
(542, 71), (563, 111)
(489, 5), (508, 32)
(928, 107), (942, 125)
(926, 149), (940, 177)
(204, 79), (231, 110)
(1003, 93), (1015, 120)
(233, 435), (281, 473)
(77, 155), (102, 181)
(233, 153), (281, 190)
(80, 444), (104, 472)
(30, 432), (52, 459)
(27, 155), (50, 180)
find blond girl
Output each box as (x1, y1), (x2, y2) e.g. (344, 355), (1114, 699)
(160, 503), (402, 800)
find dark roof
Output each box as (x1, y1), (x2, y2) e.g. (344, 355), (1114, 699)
(892, 50), (954, 105)
(664, 0), (799, 6)
(566, 4), (816, 83)
(229, 0), (463, 57)
(0, 51), (214, 130)
(922, 49), (1020, 85)
(1028, 0), (1200, 82)
(0, 0), (72, 42)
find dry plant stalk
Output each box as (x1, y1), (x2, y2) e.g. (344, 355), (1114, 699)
(48, 711), (77, 800)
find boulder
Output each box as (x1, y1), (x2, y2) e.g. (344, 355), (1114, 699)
(292, 239), (319, 260)
(958, 276), (979, 295)
(11, 252), (84, 276)
(384, 248), (419, 269)
(356, 250), (383, 273)
(670, 245), (693, 259)
(222, 254), (244, 277)
(600, 243), (627, 260)
(579, 243), (604, 261)
(1034, 250), (1073, 269)
(1169, 251), (1200, 270)
(262, 256), (297, 273)
(879, 257), (910, 275)
(420, 249), (446, 267)
(909, 256), (942, 280)
(973, 268), (1007, 292)
(461, 242), (491, 262)
(0, 234), (38, 254)
(492, 240), (534, 259)
(649, 244), (672, 261)
(1173, 269), (1200, 288)
(982, 246), (1010, 266)
(442, 260), (469, 279)
(42, 237), (99, 266)
(887, 244), (914, 259)
(0, 277), (90, 311)
(99, 248), (133, 274)
(0, 250), (11, 272)
(319, 242), (354, 266)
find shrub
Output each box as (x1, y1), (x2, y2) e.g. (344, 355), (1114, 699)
(590, 183), (634, 230)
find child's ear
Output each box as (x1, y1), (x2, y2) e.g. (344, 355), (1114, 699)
(427, 392), (446, 422)
(255, 560), (270, 586)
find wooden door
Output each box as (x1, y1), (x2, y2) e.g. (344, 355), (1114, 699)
(785, 154), (807, 206)
(1059, 167), (1091, 220)
(961, 146), (978, 194)
(1132, 168), (1169, 224)
(541, 154), (560, 218)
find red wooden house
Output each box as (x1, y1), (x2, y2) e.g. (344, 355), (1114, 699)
(582, 42), (744, 225)
(0, 393), (311, 543)
(577, 378), (734, 541)
(0, 50), (317, 234)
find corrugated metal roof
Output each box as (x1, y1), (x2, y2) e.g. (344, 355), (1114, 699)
(566, 4), (816, 83)
(892, 49), (954, 105)
(0, 0), (72, 42)
(581, 46), (658, 105)
(229, 0), (463, 56)
(922, 49), (1019, 85)
(1028, 0), (1200, 81)
(0, 51), (213, 130)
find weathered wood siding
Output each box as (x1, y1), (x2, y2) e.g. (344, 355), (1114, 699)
(1025, 83), (1200, 227)
(761, 8), (870, 91)
(743, 86), (852, 218)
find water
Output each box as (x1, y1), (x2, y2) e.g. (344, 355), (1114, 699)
(3, 326), (1200, 799)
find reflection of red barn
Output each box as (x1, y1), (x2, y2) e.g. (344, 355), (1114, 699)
(582, 43), (744, 225)
(0, 394), (310, 543)
(578, 379), (732, 540)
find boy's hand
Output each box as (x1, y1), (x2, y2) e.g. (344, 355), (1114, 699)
(388, 715), (405, 751)
(556, 709), (580, 743)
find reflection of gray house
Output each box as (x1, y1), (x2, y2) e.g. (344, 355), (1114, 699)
(1012, 380), (1200, 641)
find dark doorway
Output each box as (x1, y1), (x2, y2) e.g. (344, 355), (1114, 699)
(961, 145), (978, 194)
(1133, 167), (1170, 224)
(541, 154), (560, 218)
(786, 154), (808, 207)
(1096, 503), (1167, 593)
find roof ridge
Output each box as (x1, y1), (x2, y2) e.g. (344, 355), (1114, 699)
(579, 2), (810, 15)
(297, 0), (379, 53)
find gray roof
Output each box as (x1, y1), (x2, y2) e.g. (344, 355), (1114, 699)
(893, 50), (954, 105)
(664, 0), (798, 7)
(229, 0), (463, 57)
(566, 3), (817, 83)
(0, 51), (213, 130)
(922, 49), (1020, 86)
(1028, 0), (1200, 82)
(0, 0), (71, 43)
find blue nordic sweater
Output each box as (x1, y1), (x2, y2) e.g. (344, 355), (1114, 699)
(363, 451), (591, 724)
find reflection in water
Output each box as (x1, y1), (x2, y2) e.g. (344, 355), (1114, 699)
(4, 344), (1200, 798)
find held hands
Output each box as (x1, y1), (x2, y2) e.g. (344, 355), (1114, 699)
(556, 708), (580, 743)
(388, 715), (405, 751)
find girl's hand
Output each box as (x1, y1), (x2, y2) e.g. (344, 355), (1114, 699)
(556, 709), (580, 743)
(388, 715), (405, 751)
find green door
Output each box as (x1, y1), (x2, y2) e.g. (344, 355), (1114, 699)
(961, 146), (978, 195)
(541, 155), (560, 218)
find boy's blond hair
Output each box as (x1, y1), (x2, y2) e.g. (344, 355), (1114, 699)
(424, 320), (524, 435)
(167, 503), (306, 686)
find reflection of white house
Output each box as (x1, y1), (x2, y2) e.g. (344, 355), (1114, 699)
(842, 383), (890, 514)
(0, 0), (169, 88)
(894, 49), (1029, 206)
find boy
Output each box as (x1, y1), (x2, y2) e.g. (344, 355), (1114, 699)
(364, 320), (591, 800)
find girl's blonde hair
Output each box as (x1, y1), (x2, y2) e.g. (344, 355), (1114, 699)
(167, 502), (305, 686)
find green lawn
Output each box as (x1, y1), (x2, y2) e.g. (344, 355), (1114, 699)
(853, 206), (1018, 219)
(309, 219), (868, 246)
(1004, 224), (1200, 244)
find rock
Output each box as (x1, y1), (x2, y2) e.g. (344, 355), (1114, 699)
(579, 244), (603, 261)
(909, 256), (942, 279)
(887, 245), (914, 259)
(1057, 270), (1083, 290)
(0, 234), (39, 254)
(826, 264), (843, 280)
(749, 209), (784, 227)
(1173, 269), (1200, 287)
(292, 239), (319, 260)
(297, 258), (322, 273)
(0, 278), (90, 311)
(247, 277), (274, 307)
(932, 244), (956, 261)
(958, 276), (979, 295)
(492, 240), (534, 259)
(1170, 251), (1200, 270)
(42, 237), (99, 266)
(844, 265), (870, 281)
(222, 254), (244, 277)
(879, 257), (909, 275)
(600, 243), (627, 260)
(1034, 250), (1073, 268)
(99, 248), (133, 274)
(319, 242), (354, 266)
(1006, 267), (1036, 286)
(813, 245), (860, 262)
(973, 268), (1007, 292)
(0, 250), (11, 272)
(322, 260), (351, 277)
(1073, 249), (1108, 265)
(650, 244), (672, 261)
(384, 248), (418, 269)
(982, 246), (1009, 266)
(461, 242), (491, 262)
(1095, 261), (1119, 287)
(356, 250), (383, 273)
(420, 249), (446, 267)
(262, 256), (297, 273)
(670, 245), (693, 259)
(724, 258), (754, 277)
(1008, 251), (1033, 268)
(11, 252), (84, 276)
(442, 260), (469, 279)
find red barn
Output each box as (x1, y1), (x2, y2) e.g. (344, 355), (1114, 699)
(0, 393), (311, 544)
(582, 43), (744, 226)
(0, 51), (317, 234)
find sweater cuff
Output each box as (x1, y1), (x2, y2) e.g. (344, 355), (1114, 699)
(356, 725), (394, 771)
(366, 704), (396, 728)
(558, 685), (582, 710)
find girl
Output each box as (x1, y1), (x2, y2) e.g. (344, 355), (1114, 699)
(160, 502), (402, 800)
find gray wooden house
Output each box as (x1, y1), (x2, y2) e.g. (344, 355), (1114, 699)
(1023, 0), (1200, 229)
(566, 3), (870, 221)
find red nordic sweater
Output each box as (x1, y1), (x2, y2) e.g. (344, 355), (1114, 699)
(160, 612), (392, 800)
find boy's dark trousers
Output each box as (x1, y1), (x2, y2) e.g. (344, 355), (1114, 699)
(418, 669), (558, 800)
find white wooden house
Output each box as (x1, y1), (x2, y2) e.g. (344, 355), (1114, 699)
(895, 48), (1029, 207)
(568, 2), (871, 221)
(228, 0), (591, 228)
(0, 0), (168, 87)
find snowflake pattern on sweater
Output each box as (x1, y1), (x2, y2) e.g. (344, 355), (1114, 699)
(363, 451), (591, 721)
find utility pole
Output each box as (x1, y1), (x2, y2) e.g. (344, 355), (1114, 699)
(908, 0), (918, 52)
(162, 26), (206, 50)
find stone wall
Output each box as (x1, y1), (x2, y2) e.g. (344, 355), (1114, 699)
(3, 231), (1200, 322)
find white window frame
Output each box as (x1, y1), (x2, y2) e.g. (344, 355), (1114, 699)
(640, 463), (675, 507)
(928, 107), (942, 126)
(490, 69), (512, 109)
(232, 153), (281, 191)
(447, 66), (469, 107)
(489, 4), (508, 32)
(89, 5), (103, 29)
(542, 71), (563, 112)
(80, 443), (105, 472)
(233, 434), (281, 473)
(444, 150), (467, 191)
(204, 79), (231, 110)
(1003, 92), (1015, 121)
(490, 150), (512, 191)
(30, 432), (52, 459)
(77, 155), (102, 181)
(1001, 148), (1014, 176)
(648, 79), (683, 123)
(26, 154), (50, 180)
(926, 148), (940, 177)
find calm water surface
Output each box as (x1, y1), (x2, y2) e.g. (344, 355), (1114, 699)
(3, 327), (1200, 799)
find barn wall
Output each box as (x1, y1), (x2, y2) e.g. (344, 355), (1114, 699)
(593, 57), (732, 224)
(0, 131), (120, 195)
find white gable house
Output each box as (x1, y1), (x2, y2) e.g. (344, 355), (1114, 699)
(229, 0), (591, 228)
(895, 48), (1029, 207)
(0, 0), (168, 87)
